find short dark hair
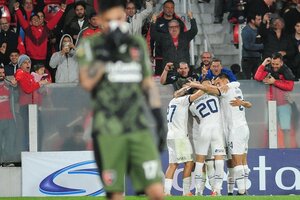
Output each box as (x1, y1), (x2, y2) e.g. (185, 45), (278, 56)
(98, 0), (124, 14)
(212, 58), (222, 64)
(74, 1), (86, 10)
(217, 73), (230, 80)
(88, 12), (97, 19)
(10, 49), (20, 55)
(272, 52), (283, 60)
(163, 0), (175, 6)
(247, 13), (261, 23)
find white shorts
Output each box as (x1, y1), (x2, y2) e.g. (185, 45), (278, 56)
(167, 138), (193, 163)
(228, 125), (249, 157)
(193, 124), (226, 156)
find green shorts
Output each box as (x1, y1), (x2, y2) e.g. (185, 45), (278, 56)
(93, 130), (162, 193)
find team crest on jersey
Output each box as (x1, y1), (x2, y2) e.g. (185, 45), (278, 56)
(129, 47), (140, 61)
(102, 170), (116, 186)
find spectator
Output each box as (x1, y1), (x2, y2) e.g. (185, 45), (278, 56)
(63, 1), (89, 44)
(195, 51), (213, 78)
(14, 2), (66, 66)
(254, 53), (295, 148)
(14, 54), (48, 150)
(4, 49), (19, 77)
(49, 34), (79, 83)
(241, 13), (264, 79)
(160, 62), (198, 90)
(198, 58), (237, 82)
(0, 17), (19, 65)
(230, 63), (245, 80)
(0, 66), (18, 166)
(247, 0), (276, 19)
(150, 11), (197, 71)
(259, 17), (295, 69)
(125, 0), (153, 35)
(283, 2), (300, 34)
(31, 64), (52, 83)
(75, 12), (102, 46)
(292, 20), (300, 79)
(148, 0), (186, 75)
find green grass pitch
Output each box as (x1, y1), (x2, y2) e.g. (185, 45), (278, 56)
(0, 196), (299, 200)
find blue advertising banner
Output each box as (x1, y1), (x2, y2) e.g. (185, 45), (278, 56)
(126, 149), (300, 196)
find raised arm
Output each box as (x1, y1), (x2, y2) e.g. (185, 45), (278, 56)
(14, 2), (29, 29)
(230, 98), (252, 108)
(47, 4), (66, 30)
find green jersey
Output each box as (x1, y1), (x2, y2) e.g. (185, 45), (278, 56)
(77, 33), (152, 136)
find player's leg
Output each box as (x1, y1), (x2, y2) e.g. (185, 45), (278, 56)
(243, 153), (250, 194)
(93, 133), (128, 200)
(206, 159), (215, 192)
(231, 154), (245, 195)
(226, 159), (235, 195)
(128, 131), (164, 200)
(278, 104), (292, 148)
(194, 154), (206, 195)
(164, 163), (178, 195)
(182, 161), (193, 196)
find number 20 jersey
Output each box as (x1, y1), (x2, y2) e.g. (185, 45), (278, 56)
(189, 93), (221, 125)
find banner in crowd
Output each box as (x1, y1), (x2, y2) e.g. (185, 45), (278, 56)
(22, 151), (105, 197)
(155, 149), (300, 196)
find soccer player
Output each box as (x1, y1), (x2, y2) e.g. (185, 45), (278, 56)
(76, 1), (166, 200)
(189, 80), (226, 196)
(189, 74), (252, 195)
(164, 86), (204, 196)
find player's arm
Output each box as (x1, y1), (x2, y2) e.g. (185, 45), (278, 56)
(79, 63), (105, 91)
(230, 98), (252, 108)
(189, 89), (205, 102)
(187, 81), (221, 96)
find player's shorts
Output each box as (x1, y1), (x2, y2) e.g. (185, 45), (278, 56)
(193, 124), (226, 156)
(167, 138), (193, 163)
(93, 130), (162, 194)
(277, 104), (292, 131)
(227, 124), (249, 157)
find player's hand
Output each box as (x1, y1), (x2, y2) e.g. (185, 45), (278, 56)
(202, 67), (208, 76)
(230, 97), (243, 107)
(263, 76), (275, 85)
(262, 57), (271, 66)
(10, 78), (18, 86)
(219, 85), (229, 93)
(164, 63), (174, 71)
(187, 80), (201, 89)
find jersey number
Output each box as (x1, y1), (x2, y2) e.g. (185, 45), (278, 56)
(167, 105), (177, 123)
(196, 99), (218, 118)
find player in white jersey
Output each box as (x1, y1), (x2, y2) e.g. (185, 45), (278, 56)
(189, 80), (225, 196)
(164, 86), (205, 196)
(188, 73), (252, 195)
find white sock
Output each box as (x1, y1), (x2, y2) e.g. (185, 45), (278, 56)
(243, 165), (250, 190)
(182, 177), (191, 195)
(234, 165), (246, 194)
(199, 171), (206, 195)
(194, 162), (204, 195)
(206, 160), (215, 191)
(164, 178), (173, 195)
(214, 160), (224, 193)
(227, 168), (234, 194)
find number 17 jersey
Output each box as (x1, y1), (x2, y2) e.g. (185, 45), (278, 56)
(166, 95), (191, 140)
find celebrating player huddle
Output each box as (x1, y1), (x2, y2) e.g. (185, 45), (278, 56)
(164, 73), (252, 196)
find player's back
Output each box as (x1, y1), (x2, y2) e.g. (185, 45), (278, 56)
(220, 87), (247, 129)
(167, 95), (190, 139)
(189, 93), (221, 125)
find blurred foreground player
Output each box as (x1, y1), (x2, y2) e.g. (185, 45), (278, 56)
(76, 1), (166, 200)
